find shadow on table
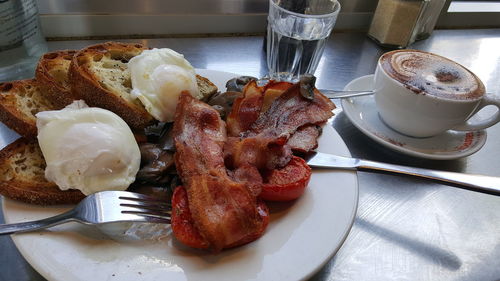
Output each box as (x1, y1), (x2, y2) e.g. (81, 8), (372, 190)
(356, 217), (462, 270)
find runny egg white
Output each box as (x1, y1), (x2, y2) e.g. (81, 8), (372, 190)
(128, 48), (201, 122)
(36, 100), (141, 195)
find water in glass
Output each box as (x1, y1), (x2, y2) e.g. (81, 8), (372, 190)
(0, 0), (47, 82)
(266, 0), (340, 82)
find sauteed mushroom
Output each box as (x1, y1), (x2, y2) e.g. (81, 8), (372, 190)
(207, 91), (243, 120)
(225, 76), (257, 92)
(136, 123), (176, 184)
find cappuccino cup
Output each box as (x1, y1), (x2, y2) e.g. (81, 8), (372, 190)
(374, 49), (500, 138)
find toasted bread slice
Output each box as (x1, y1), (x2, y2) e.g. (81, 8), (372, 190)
(69, 42), (154, 129)
(197, 74), (218, 102)
(0, 80), (58, 138)
(69, 41), (218, 128)
(35, 50), (78, 108)
(0, 138), (85, 205)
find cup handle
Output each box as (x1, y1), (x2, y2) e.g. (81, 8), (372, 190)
(453, 94), (500, 131)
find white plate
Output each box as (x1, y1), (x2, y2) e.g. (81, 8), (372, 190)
(2, 69), (358, 281)
(341, 75), (487, 160)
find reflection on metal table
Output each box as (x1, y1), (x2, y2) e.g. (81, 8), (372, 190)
(1, 29), (500, 281)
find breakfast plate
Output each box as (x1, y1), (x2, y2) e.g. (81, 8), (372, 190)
(341, 75), (487, 160)
(1, 69), (358, 281)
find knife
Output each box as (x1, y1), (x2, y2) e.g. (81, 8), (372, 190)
(306, 152), (500, 196)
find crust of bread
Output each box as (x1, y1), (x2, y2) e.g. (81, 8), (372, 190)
(69, 42), (154, 129)
(35, 50), (78, 108)
(0, 138), (85, 205)
(0, 80), (58, 138)
(196, 74), (218, 102)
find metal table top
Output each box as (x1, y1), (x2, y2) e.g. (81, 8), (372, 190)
(1, 29), (500, 281)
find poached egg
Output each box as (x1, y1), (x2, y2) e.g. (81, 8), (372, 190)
(36, 100), (141, 195)
(128, 48), (201, 122)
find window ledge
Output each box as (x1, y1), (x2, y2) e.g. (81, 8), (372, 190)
(448, 1), (500, 13)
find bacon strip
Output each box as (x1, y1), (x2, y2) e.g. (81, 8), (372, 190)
(248, 83), (335, 139)
(172, 78), (335, 251)
(173, 92), (268, 252)
(224, 83), (335, 175)
(226, 81), (264, 137)
(261, 81), (294, 113)
(287, 125), (322, 153)
(224, 136), (290, 171)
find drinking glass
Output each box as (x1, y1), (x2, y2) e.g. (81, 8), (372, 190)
(266, 0), (340, 82)
(0, 0), (47, 82)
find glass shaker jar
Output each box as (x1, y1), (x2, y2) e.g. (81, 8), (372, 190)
(0, 0), (48, 82)
(411, 0), (447, 41)
(368, 0), (428, 48)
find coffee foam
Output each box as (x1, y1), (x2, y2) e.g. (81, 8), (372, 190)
(380, 50), (484, 100)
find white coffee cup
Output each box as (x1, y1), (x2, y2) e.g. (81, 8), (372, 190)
(374, 49), (500, 138)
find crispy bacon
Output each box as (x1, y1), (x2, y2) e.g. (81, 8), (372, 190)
(224, 82), (335, 176)
(226, 80), (295, 137)
(173, 92), (268, 252)
(224, 136), (291, 170)
(172, 77), (336, 251)
(261, 81), (294, 113)
(226, 81), (264, 137)
(287, 125), (322, 153)
(226, 79), (334, 142)
(248, 83), (335, 139)
(229, 163), (263, 196)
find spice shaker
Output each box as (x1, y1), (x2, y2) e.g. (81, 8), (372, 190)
(0, 0), (48, 82)
(411, 0), (447, 41)
(368, 0), (428, 48)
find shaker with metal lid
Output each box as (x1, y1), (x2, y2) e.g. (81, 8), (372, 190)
(411, 0), (447, 41)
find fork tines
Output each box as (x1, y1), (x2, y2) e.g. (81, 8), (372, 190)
(119, 194), (172, 223)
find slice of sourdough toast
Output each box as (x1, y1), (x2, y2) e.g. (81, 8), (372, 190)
(35, 50), (78, 108)
(69, 42), (154, 129)
(0, 79), (59, 138)
(0, 138), (85, 205)
(69, 42), (218, 129)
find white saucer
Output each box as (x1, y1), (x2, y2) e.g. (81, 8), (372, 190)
(341, 75), (487, 160)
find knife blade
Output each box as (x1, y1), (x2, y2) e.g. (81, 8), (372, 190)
(306, 152), (500, 195)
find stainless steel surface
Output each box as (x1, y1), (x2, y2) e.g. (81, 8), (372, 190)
(0, 191), (171, 235)
(37, 0), (374, 15)
(35, 0), (497, 39)
(1, 29), (500, 281)
(38, 0), (269, 14)
(35, 0), (376, 38)
(319, 89), (374, 99)
(308, 152), (500, 195)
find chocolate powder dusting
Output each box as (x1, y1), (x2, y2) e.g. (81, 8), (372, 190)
(435, 69), (459, 83)
(379, 50), (485, 100)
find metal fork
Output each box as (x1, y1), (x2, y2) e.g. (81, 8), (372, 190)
(0, 191), (171, 235)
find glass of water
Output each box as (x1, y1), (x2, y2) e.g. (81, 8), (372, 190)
(0, 0), (47, 82)
(266, 0), (340, 82)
